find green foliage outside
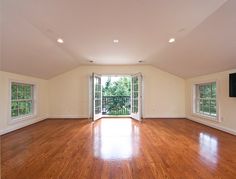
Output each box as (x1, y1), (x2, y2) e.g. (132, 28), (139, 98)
(102, 77), (131, 115)
(102, 77), (131, 96)
(11, 83), (33, 118)
(198, 82), (216, 116)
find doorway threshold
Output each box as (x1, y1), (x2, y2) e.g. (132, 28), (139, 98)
(102, 115), (131, 118)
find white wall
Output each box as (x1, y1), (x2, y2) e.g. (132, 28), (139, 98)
(49, 65), (186, 118)
(0, 71), (49, 135)
(186, 69), (236, 135)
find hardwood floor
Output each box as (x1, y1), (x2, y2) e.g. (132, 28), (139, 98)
(1, 118), (236, 179)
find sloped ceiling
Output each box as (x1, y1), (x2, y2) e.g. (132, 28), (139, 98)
(1, 0), (235, 79)
(149, 0), (236, 78)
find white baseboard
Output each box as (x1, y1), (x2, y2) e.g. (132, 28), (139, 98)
(0, 115), (49, 135)
(49, 115), (186, 119)
(143, 116), (186, 119)
(187, 116), (236, 135)
(49, 115), (89, 119)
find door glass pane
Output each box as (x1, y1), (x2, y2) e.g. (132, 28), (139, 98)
(94, 76), (101, 115)
(132, 99), (138, 113)
(133, 92), (138, 98)
(95, 92), (101, 98)
(134, 84), (138, 91)
(95, 107), (101, 114)
(95, 100), (101, 107)
(132, 76), (139, 114)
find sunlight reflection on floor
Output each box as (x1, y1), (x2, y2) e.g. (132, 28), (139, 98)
(199, 132), (218, 166)
(93, 118), (140, 160)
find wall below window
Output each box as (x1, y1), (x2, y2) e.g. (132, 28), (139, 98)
(186, 69), (236, 135)
(48, 65), (186, 119)
(0, 71), (49, 135)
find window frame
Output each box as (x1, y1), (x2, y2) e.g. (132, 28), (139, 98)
(192, 80), (220, 122)
(8, 79), (37, 124)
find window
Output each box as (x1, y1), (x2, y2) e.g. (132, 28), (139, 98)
(11, 82), (34, 119)
(194, 82), (217, 119)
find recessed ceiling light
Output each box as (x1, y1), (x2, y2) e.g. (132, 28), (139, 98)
(113, 39), (119, 43)
(57, 38), (64, 43)
(168, 38), (175, 43)
(89, 60), (94, 63)
(138, 60), (144, 63)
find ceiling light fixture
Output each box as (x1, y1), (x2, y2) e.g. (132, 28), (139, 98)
(89, 60), (94, 63)
(57, 38), (64, 43)
(168, 38), (175, 43)
(113, 39), (119, 43)
(138, 60), (143, 63)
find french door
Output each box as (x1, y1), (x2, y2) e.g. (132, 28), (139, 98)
(131, 73), (143, 121)
(92, 73), (102, 121)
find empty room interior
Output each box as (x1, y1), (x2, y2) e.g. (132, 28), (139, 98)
(1, 0), (236, 178)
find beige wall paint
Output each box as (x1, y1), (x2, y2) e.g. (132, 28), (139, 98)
(49, 65), (186, 118)
(186, 69), (236, 135)
(1, 66), (236, 135)
(0, 71), (49, 134)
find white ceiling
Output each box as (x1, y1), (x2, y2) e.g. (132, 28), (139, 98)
(1, 0), (236, 79)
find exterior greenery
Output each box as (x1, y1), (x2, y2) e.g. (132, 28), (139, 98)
(102, 77), (131, 96)
(11, 83), (33, 118)
(102, 77), (131, 115)
(196, 82), (217, 117)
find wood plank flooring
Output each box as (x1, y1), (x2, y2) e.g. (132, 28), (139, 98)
(1, 118), (236, 179)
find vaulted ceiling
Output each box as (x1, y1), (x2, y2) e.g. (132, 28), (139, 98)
(1, 0), (236, 79)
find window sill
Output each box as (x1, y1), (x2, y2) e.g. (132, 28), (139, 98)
(192, 112), (220, 123)
(9, 114), (37, 124)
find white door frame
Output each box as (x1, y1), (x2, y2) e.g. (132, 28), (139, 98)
(92, 73), (102, 121)
(131, 73), (143, 121)
(89, 73), (143, 121)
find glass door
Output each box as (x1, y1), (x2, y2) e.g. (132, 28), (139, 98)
(131, 73), (142, 121)
(92, 73), (102, 121)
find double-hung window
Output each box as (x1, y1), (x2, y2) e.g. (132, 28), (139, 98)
(11, 82), (35, 119)
(194, 82), (217, 120)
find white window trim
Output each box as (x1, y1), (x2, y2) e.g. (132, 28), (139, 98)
(192, 79), (221, 122)
(8, 79), (38, 124)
